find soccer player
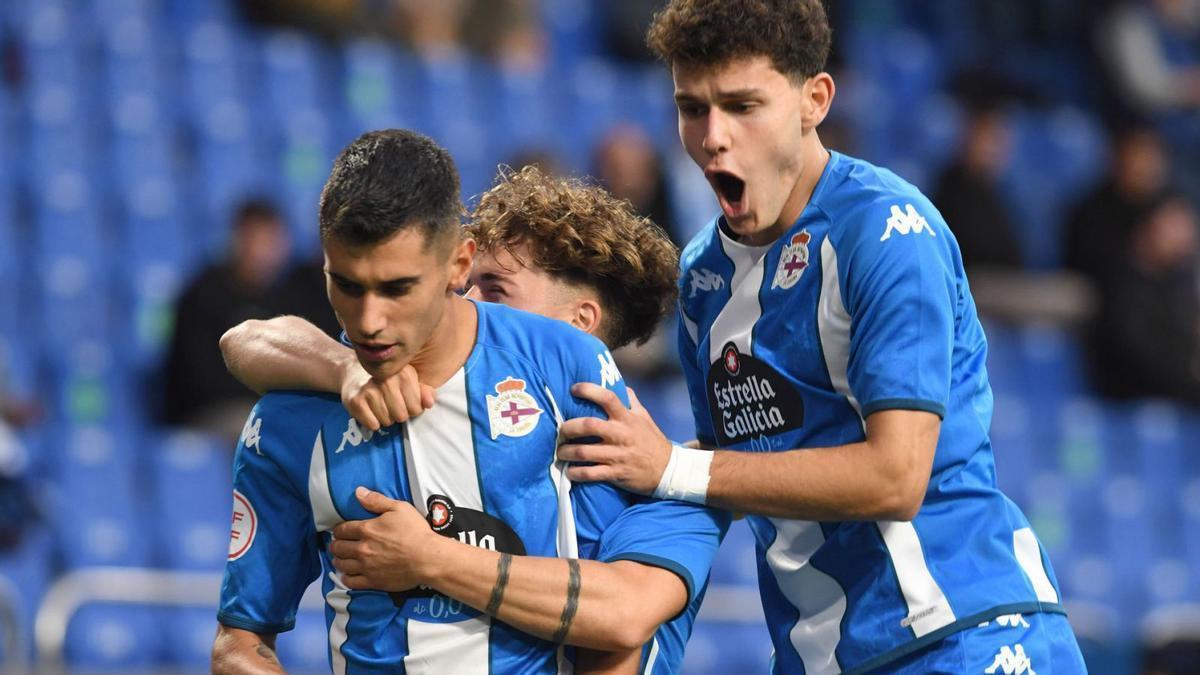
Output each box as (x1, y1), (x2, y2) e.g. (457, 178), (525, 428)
(555, 1), (1088, 673)
(214, 155), (727, 674)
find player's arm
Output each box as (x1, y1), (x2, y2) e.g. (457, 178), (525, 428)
(211, 625), (284, 675)
(219, 315), (432, 429)
(561, 393), (938, 520)
(331, 488), (686, 652)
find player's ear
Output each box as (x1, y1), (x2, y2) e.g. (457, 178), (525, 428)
(568, 298), (603, 338)
(800, 72), (835, 131)
(446, 237), (476, 292)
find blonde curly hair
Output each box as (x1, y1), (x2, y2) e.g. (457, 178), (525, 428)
(467, 165), (680, 349)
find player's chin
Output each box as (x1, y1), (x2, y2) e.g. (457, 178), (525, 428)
(360, 355), (408, 381)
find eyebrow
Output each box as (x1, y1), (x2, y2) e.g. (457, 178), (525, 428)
(329, 272), (419, 287)
(476, 271), (511, 284)
(675, 88), (763, 104)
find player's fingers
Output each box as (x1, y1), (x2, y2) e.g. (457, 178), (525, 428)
(347, 397), (381, 432)
(340, 574), (370, 590)
(331, 556), (364, 575)
(627, 387), (648, 416)
(558, 416), (612, 443)
(397, 367), (425, 418)
(364, 387), (394, 429)
(570, 382), (627, 418)
(556, 443), (613, 464)
(379, 376), (410, 424)
(565, 464), (613, 483)
(419, 383), (436, 410)
(332, 520), (367, 542)
(329, 538), (364, 560)
(355, 486), (401, 514)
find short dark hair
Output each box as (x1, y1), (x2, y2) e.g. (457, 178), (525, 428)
(319, 129), (462, 249)
(646, 0), (832, 83)
(468, 165), (679, 349)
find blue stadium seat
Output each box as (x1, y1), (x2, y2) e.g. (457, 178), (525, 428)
(150, 431), (233, 571)
(50, 425), (152, 568)
(63, 604), (166, 669)
(162, 606), (218, 670)
(340, 39), (424, 136)
(707, 519), (759, 587)
(277, 108), (337, 258)
(261, 29), (331, 120)
(540, 0), (602, 71)
(274, 607), (334, 673)
(0, 528), (56, 664)
(182, 21), (249, 126)
(683, 620), (773, 675)
(493, 66), (567, 165)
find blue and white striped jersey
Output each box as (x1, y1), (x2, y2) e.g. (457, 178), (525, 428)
(676, 151), (1066, 674)
(218, 300), (728, 674)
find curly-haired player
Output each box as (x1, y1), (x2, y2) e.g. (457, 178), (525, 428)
(554, 0), (1088, 673)
(219, 159), (727, 674)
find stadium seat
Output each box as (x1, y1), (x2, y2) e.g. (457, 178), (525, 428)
(261, 29), (332, 121)
(707, 519), (759, 587)
(683, 621), (773, 675)
(277, 108), (337, 258)
(340, 39), (424, 136)
(274, 606), (334, 674)
(63, 604), (166, 669)
(149, 431), (233, 571)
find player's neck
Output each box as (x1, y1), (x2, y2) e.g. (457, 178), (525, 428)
(408, 294), (478, 389)
(767, 137), (830, 243)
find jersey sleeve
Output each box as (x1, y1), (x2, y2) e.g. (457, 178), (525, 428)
(676, 304), (716, 446)
(597, 498), (730, 608)
(217, 394), (323, 634)
(551, 332), (638, 560)
(840, 199), (959, 418)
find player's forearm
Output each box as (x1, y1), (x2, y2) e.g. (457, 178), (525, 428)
(420, 538), (673, 651)
(220, 316), (355, 394)
(211, 625), (285, 675)
(576, 644), (645, 674)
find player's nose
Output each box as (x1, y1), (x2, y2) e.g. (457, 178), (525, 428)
(701, 111), (730, 155)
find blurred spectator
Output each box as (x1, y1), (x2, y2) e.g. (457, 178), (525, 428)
(1062, 124), (1169, 285)
(1088, 192), (1200, 405)
(601, 0), (661, 62)
(0, 365), (39, 551)
(162, 200), (292, 440)
(274, 257), (342, 338)
(506, 148), (566, 178)
(1099, 0), (1200, 115)
(932, 100), (1023, 271)
(594, 124), (680, 245)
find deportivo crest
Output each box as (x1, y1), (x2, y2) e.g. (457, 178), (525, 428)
(486, 377), (544, 440)
(771, 229), (812, 290)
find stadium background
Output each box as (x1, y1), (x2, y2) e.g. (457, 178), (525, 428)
(0, 0), (1196, 672)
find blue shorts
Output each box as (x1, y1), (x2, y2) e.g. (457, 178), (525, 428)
(879, 612), (1087, 674)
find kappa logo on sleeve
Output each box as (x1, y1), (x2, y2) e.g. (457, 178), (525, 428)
(240, 412), (262, 455)
(486, 377), (544, 439)
(228, 490), (257, 561)
(597, 351), (622, 388)
(688, 268), (725, 298)
(984, 644), (1036, 675)
(880, 204), (936, 242)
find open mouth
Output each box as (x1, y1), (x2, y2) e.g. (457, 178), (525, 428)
(709, 170), (747, 216)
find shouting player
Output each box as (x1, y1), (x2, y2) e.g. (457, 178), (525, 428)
(215, 158), (728, 674)
(556, 1), (1088, 673)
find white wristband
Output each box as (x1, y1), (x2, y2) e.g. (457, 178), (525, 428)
(652, 444), (713, 504)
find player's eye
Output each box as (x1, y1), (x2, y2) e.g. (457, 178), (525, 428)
(334, 280), (364, 298)
(678, 103), (706, 118)
(380, 283), (414, 298)
(727, 101), (756, 114)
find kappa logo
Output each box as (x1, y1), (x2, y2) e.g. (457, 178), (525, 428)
(771, 229), (812, 290)
(597, 350), (622, 388)
(486, 377), (544, 440)
(228, 490), (257, 561)
(240, 413), (262, 455)
(688, 268), (725, 298)
(880, 203), (936, 242)
(984, 644), (1036, 675)
(335, 418), (386, 454)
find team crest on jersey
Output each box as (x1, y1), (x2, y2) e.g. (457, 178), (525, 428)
(428, 495), (454, 531)
(228, 490), (257, 561)
(486, 377), (544, 440)
(771, 229), (812, 290)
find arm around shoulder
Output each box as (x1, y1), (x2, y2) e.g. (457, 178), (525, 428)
(211, 624), (285, 675)
(220, 315), (355, 395)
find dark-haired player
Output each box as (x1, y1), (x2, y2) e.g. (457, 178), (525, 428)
(215, 157), (726, 674)
(557, 1), (1087, 673)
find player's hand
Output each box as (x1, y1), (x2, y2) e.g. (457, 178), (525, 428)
(330, 487), (440, 592)
(556, 385), (671, 495)
(340, 364), (436, 431)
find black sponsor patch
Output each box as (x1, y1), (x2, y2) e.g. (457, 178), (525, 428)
(390, 494), (526, 606)
(706, 342), (804, 446)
